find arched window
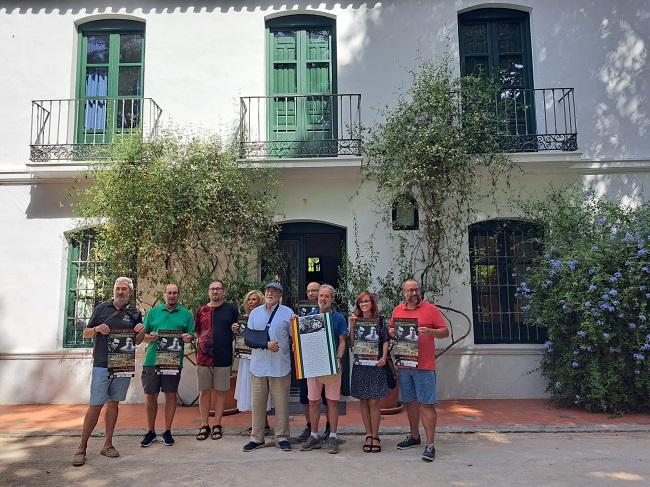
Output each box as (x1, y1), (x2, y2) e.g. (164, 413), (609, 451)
(76, 19), (145, 144)
(266, 15), (337, 156)
(468, 219), (545, 344)
(458, 8), (536, 144)
(63, 229), (107, 347)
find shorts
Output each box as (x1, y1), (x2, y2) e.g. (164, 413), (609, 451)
(298, 378), (327, 406)
(307, 375), (341, 402)
(89, 367), (131, 406)
(141, 366), (181, 394)
(398, 368), (437, 405)
(197, 366), (231, 392)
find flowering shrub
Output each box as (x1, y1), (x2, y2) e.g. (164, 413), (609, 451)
(521, 191), (650, 413)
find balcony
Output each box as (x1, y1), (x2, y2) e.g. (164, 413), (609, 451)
(492, 87), (577, 152)
(238, 94), (361, 160)
(30, 97), (162, 162)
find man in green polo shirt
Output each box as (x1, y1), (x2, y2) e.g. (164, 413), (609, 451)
(140, 284), (194, 447)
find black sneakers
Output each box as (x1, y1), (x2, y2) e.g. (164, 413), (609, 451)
(242, 441), (265, 452)
(140, 430), (157, 447)
(396, 434), (421, 450)
(422, 444), (436, 462)
(162, 430), (174, 446)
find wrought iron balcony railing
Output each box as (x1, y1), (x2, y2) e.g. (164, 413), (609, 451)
(30, 97), (162, 162)
(239, 94), (361, 159)
(492, 87), (577, 152)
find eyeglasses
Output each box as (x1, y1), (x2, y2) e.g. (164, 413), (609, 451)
(359, 300), (372, 304)
(209, 287), (224, 291)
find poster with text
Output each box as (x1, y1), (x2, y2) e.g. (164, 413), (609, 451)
(291, 312), (339, 379)
(234, 315), (252, 359)
(393, 318), (419, 368)
(107, 331), (136, 377)
(352, 318), (380, 366)
(156, 329), (183, 375)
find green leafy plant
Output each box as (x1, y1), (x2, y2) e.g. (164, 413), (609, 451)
(520, 189), (650, 413)
(363, 56), (514, 296)
(74, 131), (279, 311)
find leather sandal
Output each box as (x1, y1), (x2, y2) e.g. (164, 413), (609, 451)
(72, 451), (86, 467)
(362, 435), (373, 453)
(371, 436), (382, 453)
(211, 424), (223, 440)
(196, 425), (211, 441)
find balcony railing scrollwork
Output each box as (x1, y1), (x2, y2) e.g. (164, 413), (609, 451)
(492, 87), (577, 152)
(30, 97), (162, 162)
(239, 94), (362, 159)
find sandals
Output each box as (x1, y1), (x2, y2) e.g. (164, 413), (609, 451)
(211, 424), (223, 440)
(370, 436), (382, 453)
(196, 425), (211, 441)
(72, 451), (86, 467)
(362, 435), (373, 453)
(100, 446), (120, 458)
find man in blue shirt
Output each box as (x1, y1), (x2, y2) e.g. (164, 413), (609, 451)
(242, 282), (294, 452)
(300, 284), (348, 454)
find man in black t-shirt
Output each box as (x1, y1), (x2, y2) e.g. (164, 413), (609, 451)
(72, 277), (144, 467)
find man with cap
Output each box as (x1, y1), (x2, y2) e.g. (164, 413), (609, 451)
(242, 282), (294, 452)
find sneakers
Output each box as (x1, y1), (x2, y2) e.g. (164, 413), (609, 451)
(277, 440), (291, 451)
(422, 444), (436, 462)
(326, 436), (339, 454)
(242, 441), (265, 452)
(140, 431), (157, 447)
(162, 430), (174, 446)
(300, 435), (322, 451)
(396, 434), (421, 450)
(322, 423), (331, 441)
(297, 426), (311, 442)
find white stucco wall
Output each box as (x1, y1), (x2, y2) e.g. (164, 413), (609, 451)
(0, 1), (649, 403)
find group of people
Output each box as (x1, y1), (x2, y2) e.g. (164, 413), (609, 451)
(72, 276), (449, 466)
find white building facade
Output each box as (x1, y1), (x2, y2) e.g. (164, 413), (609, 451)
(0, 1), (648, 404)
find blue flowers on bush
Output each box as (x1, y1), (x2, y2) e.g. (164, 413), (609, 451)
(523, 191), (649, 413)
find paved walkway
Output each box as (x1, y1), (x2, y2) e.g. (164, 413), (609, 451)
(3, 433), (650, 486)
(2, 399), (650, 436)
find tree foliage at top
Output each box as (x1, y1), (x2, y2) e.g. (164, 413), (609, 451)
(74, 132), (279, 310)
(362, 56), (514, 297)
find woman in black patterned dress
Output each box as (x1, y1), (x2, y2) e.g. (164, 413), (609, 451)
(349, 291), (389, 452)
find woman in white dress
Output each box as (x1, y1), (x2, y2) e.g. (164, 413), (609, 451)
(234, 290), (272, 432)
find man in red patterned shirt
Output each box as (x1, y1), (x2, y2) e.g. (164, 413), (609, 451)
(193, 280), (239, 441)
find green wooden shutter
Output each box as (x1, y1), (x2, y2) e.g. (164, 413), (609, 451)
(76, 20), (145, 145)
(267, 16), (336, 157)
(459, 9), (535, 137)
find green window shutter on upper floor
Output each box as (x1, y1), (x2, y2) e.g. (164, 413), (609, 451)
(267, 15), (337, 157)
(76, 20), (145, 145)
(459, 8), (536, 139)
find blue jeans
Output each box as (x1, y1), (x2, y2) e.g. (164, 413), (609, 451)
(89, 367), (131, 405)
(398, 368), (437, 405)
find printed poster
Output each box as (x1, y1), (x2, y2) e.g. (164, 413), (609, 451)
(234, 315), (251, 359)
(393, 318), (419, 368)
(291, 312), (339, 379)
(156, 329), (183, 375)
(352, 318), (380, 366)
(296, 300), (319, 317)
(107, 330), (136, 377)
